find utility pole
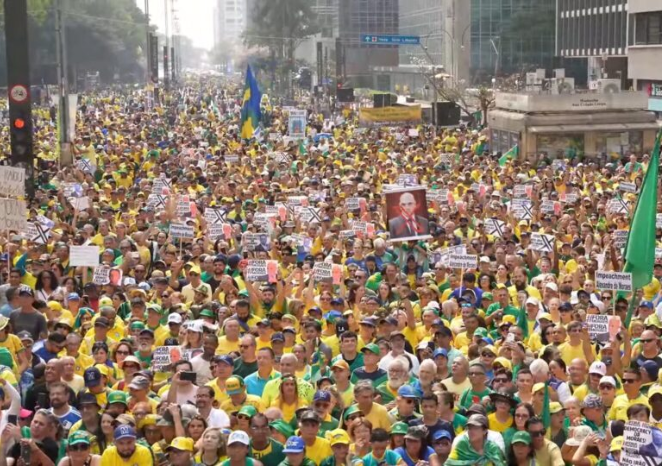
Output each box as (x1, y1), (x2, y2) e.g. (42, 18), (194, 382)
(4, 0), (35, 196)
(145, 0), (150, 83)
(54, 0), (72, 166)
(164, 0), (170, 89)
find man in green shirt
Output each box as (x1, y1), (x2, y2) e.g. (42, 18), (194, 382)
(484, 286), (519, 329)
(249, 413), (285, 466)
(458, 362), (493, 409)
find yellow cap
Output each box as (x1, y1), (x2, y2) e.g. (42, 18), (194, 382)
(649, 386), (662, 400)
(532, 382), (546, 394)
(493, 357), (512, 371)
(549, 402), (564, 414)
(500, 315), (517, 326)
(327, 429), (350, 446)
(610, 436), (624, 452)
(94, 364), (110, 377)
(137, 414), (159, 429)
(48, 301), (63, 312)
(167, 437), (194, 452)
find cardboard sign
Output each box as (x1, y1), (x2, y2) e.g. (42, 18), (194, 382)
(0, 199), (27, 231)
(448, 254), (478, 270)
(153, 346), (184, 372)
(540, 200), (561, 216)
(339, 230), (356, 240)
(209, 224), (232, 240)
(76, 158), (94, 174)
(176, 198), (192, 218)
(511, 200), (533, 220)
(26, 222), (50, 244)
(608, 198), (629, 215)
(146, 194), (167, 210)
(485, 218), (506, 238)
(288, 109), (307, 139)
(69, 246), (100, 267)
(595, 270), (633, 292)
(586, 314), (621, 342)
(0, 166), (25, 197)
(93, 267), (110, 285)
(170, 223), (195, 239)
(612, 230), (629, 249)
(152, 178), (172, 195)
(243, 233), (270, 251)
(622, 420), (662, 465)
(313, 262), (333, 283)
(69, 196), (90, 211)
(513, 185), (531, 198)
(204, 208), (227, 225)
(297, 207), (322, 224)
(531, 233), (555, 253)
(245, 260), (279, 282)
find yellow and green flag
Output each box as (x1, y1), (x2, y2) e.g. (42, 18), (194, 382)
(498, 144), (518, 167)
(240, 65), (262, 139)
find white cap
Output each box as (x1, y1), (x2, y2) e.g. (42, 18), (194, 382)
(599, 375), (616, 387)
(186, 320), (204, 333)
(491, 190), (501, 197)
(167, 313), (183, 325)
(589, 361), (607, 376)
(545, 283), (558, 292)
(228, 430), (250, 446)
(479, 256), (491, 263)
(427, 301), (440, 310)
(525, 297), (539, 306)
(589, 299), (605, 313)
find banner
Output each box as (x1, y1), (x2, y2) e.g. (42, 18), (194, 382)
(385, 186), (431, 242)
(448, 254), (478, 270)
(313, 262), (333, 283)
(287, 109), (307, 139)
(0, 199), (27, 231)
(245, 260), (278, 282)
(170, 223), (195, 240)
(359, 105), (422, 127)
(595, 270), (633, 292)
(622, 420), (662, 466)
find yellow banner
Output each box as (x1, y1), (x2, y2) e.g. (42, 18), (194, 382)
(359, 105), (422, 127)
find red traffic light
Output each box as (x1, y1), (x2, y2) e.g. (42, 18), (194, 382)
(13, 118), (25, 129)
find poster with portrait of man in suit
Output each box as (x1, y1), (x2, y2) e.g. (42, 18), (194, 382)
(385, 186), (431, 242)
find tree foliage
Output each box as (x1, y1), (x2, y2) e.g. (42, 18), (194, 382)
(0, 0), (150, 85)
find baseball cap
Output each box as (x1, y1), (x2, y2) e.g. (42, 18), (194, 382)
(114, 425), (136, 441)
(213, 355), (233, 366)
(128, 376), (151, 391)
(299, 410), (321, 424)
(271, 332), (285, 343)
(83, 367), (102, 387)
(582, 394), (603, 409)
(391, 422), (409, 435)
(314, 390), (331, 403)
(599, 376), (617, 387)
(466, 414), (488, 429)
(549, 402), (564, 414)
(360, 343), (380, 355)
(397, 385), (418, 399)
(18, 286), (34, 297)
(107, 390), (128, 406)
(78, 393), (100, 407)
(67, 292), (80, 301)
(225, 376), (245, 395)
(167, 313), (183, 325)
(611, 436), (624, 453)
(119, 355), (141, 369)
(433, 348), (448, 359)
(283, 436), (305, 454)
(17, 331), (33, 343)
(432, 430), (452, 442)
(511, 431), (532, 446)
(328, 429), (350, 446)
(227, 430), (250, 446)
(237, 406), (257, 418)
(167, 437), (194, 452)
(589, 361), (607, 376)
(68, 431), (91, 447)
(331, 360), (350, 372)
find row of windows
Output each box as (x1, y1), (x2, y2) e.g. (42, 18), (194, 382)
(557, 11), (627, 52)
(634, 12), (662, 45)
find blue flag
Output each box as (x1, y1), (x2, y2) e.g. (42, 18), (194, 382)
(240, 65), (262, 139)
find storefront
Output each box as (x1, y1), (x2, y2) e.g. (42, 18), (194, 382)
(488, 91), (660, 161)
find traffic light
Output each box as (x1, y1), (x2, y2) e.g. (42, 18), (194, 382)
(10, 111), (31, 158)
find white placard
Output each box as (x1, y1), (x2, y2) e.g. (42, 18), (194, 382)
(448, 254), (478, 270)
(397, 174), (418, 187)
(619, 182), (637, 193)
(209, 224), (231, 240)
(485, 218), (505, 238)
(622, 420), (662, 466)
(93, 267), (110, 285)
(595, 270), (633, 292)
(170, 223), (195, 239)
(70, 246), (100, 267)
(243, 233), (270, 251)
(69, 196), (90, 211)
(657, 213), (662, 229)
(531, 233), (555, 253)
(612, 230), (629, 248)
(313, 262), (333, 282)
(26, 222), (50, 244)
(0, 199), (27, 231)
(245, 260), (278, 282)
(608, 198), (629, 215)
(204, 208), (227, 225)
(152, 346), (184, 372)
(0, 166), (25, 197)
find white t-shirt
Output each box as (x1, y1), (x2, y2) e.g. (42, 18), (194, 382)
(207, 408), (231, 428)
(163, 383), (198, 406)
(191, 354), (213, 386)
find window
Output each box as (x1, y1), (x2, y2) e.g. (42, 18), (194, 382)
(635, 12), (662, 45)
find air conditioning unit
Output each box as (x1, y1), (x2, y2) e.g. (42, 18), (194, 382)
(597, 79), (621, 93)
(553, 68), (566, 78)
(551, 77), (575, 95)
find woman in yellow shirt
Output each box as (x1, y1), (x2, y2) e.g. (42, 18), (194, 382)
(270, 374), (306, 423)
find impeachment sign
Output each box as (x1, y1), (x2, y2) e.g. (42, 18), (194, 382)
(359, 106), (422, 127)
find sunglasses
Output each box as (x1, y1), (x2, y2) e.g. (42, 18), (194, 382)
(599, 384), (614, 390)
(481, 352), (495, 358)
(69, 444), (89, 452)
(529, 430), (545, 437)
(641, 339), (656, 343)
(469, 372), (485, 377)
(623, 378), (638, 384)
(494, 378), (509, 383)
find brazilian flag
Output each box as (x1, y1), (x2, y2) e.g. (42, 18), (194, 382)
(498, 144), (518, 167)
(240, 65), (262, 139)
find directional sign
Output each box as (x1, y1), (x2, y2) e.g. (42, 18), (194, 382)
(360, 34), (421, 45)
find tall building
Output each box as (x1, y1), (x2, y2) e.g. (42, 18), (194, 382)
(399, 0), (471, 83)
(628, 0), (662, 114)
(471, 0), (555, 81)
(338, 0), (399, 87)
(213, 0), (246, 47)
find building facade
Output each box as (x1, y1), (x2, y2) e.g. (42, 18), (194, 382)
(213, 0), (246, 47)
(471, 0), (555, 82)
(628, 0), (662, 114)
(399, 0), (471, 84)
(338, 0), (400, 87)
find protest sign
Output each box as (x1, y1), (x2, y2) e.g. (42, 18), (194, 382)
(70, 246), (100, 267)
(397, 174), (418, 187)
(657, 247), (662, 259)
(76, 158), (94, 174)
(448, 254), (477, 270)
(0, 199), (27, 231)
(205, 208), (227, 225)
(513, 185), (531, 198)
(608, 198), (629, 215)
(224, 155), (239, 163)
(430, 249), (450, 268)
(540, 200), (561, 216)
(622, 420), (662, 466)
(0, 166), (25, 197)
(612, 230), (629, 249)
(152, 178), (172, 194)
(170, 223), (195, 240)
(385, 186), (431, 242)
(26, 222), (50, 244)
(288, 109), (307, 139)
(595, 270), (633, 292)
(147, 194), (167, 210)
(619, 182), (637, 193)
(345, 197), (362, 213)
(313, 262), (333, 283)
(531, 233), (555, 253)
(152, 346), (184, 372)
(92, 267), (110, 285)
(339, 230), (356, 240)
(586, 314), (621, 342)
(657, 214), (662, 229)
(176, 198), (192, 218)
(485, 218), (506, 238)
(243, 233), (270, 251)
(69, 196), (90, 211)
(209, 224), (231, 240)
(245, 260), (278, 282)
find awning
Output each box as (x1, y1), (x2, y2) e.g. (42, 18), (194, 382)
(528, 122), (661, 133)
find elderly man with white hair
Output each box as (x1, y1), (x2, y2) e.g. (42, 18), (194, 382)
(376, 357), (411, 406)
(530, 359), (570, 403)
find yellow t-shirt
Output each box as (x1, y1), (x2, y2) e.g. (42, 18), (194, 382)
(608, 393), (650, 421)
(559, 341), (595, 366)
(0, 334), (24, 362)
(101, 443), (154, 466)
(487, 413), (513, 433)
(216, 336), (241, 355)
(305, 436), (333, 466)
(220, 394), (265, 414)
(361, 402), (392, 432)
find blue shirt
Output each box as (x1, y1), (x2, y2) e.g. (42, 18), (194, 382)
(50, 406), (81, 434)
(359, 450), (402, 466)
(33, 345), (59, 363)
(245, 370), (280, 397)
(394, 447), (435, 466)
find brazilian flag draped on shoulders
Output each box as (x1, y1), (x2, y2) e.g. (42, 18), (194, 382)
(240, 64), (262, 140)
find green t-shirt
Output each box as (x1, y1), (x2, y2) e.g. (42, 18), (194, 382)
(458, 387), (493, 409)
(250, 439), (285, 466)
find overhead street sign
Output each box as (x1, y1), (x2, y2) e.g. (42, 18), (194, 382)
(360, 34), (421, 45)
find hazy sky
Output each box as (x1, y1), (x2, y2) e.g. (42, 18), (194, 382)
(135, 0), (215, 50)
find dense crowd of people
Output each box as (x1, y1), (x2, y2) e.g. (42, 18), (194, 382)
(0, 75), (659, 466)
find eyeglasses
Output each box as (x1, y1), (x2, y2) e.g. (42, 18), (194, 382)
(641, 339), (656, 343)
(599, 384), (614, 390)
(469, 372), (485, 377)
(529, 430), (545, 437)
(116, 350), (130, 355)
(69, 444), (89, 452)
(514, 414), (529, 419)
(601, 295), (612, 300)
(481, 352), (495, 358)
(320, 297), (331, 302)
(623, 378), (638, 384)
(494, 378), (509, 383)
